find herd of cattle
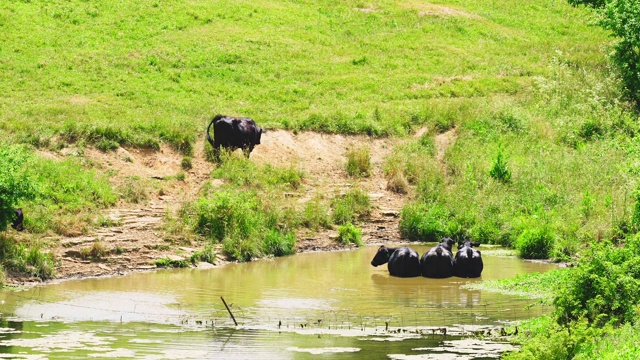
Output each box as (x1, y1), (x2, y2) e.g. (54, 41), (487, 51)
(371, 238), (483, 278)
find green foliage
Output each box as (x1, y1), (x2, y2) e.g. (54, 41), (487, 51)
(337, 222), (363, 247)
(0, 236), (55, 280)
(331, 188), (371, 225)
(399, 202), (447, 242)
(192, 190), (295, 261)
(465, 268), (568, 300)
(190, 244), (216, 264)
(301, 196), (332, 230)
(600, 0), (640, 105)
(345, 146), (371, 177)
(0, 145), (36, 231)
(489, 145), (511, 183)
(212, 152), (303, 189)
(262, 230), (296, 257)
(553, 236), (640, 327)
(504, 317), (604, 360)
(181, 156), (193, 170)
(155, 257), (190, 268)
(194, 191), (261, 243)
(631, 184), (640, 230)
(515, 225), (555, 259)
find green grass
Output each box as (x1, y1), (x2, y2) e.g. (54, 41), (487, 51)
(1, 0), (607, 148)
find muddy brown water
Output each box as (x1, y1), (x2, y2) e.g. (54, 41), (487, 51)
(0, 245), (556, 359)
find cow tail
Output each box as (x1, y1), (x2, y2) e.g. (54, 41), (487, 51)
(206, 116), (220, 148)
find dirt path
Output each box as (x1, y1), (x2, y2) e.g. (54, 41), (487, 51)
(10, 128), (456, 285)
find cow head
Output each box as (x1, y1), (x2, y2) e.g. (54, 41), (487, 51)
(440, 237), (455, 251)
(371, 245), (393, 267)
(457, 240), (480, 250)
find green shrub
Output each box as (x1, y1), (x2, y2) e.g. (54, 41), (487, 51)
(515, 225), (555, 259)
(0, 145), (37, 231)
(222, 235), (262, 262)
(489, 145), (511, 183)
(331, 188), (371, 225)
(0, 237), (55, 280)
(554, 236), (640, 327)
(399, 202), (447, 242)
(337, 222), (363, 246)
(345, 146), (371, 177)
(194, 191), (261, 242)
(262, 229), (296, 256)
(600, 0), (640, 105)
(190, 244), (216, 264)
(192, 190), (295, 261)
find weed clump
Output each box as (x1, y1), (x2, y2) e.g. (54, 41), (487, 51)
(337, 222), (363, 246)
(345, 146), (371, 177)
(331, 188), (371, 225)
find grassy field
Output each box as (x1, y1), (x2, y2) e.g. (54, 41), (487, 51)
(1, 0), (608, 143)
(2, 0), (640, 357)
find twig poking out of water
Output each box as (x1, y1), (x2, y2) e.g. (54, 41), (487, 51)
(220, 296), (238, 326)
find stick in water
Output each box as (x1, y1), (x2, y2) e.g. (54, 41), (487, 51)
(220, 296), (238, 326)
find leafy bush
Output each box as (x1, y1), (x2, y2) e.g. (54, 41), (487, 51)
(337, 222), (363, 246)
(554, 236), (640, 327)
(194, 191), (261, 243)
(0, 145), (36, 231)
(515, 225), (555, 259)
(0, 237), (55, 280)
(600, 0), (640, 105)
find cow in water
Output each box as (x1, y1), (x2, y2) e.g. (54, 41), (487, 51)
(206, 114), (263, 159)
(420, 237), (455, 278)
(370, 245), (421, 278)
(453, 240), (483, 278)
(11, 208), (24, 231)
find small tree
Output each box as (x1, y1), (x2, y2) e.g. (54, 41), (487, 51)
(568, 0), (640, 105)
(0, 146), (36, 231)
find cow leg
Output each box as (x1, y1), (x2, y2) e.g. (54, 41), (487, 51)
(243, 145), (254, 158)
(213, 142), (222, 162)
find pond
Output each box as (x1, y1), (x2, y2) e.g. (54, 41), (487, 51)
(0, 244), (556, 359)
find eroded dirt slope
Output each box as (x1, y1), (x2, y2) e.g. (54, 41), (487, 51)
(12, 128), (455, 285)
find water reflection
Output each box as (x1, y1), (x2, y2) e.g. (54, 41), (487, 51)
(0, 245), (555, 328)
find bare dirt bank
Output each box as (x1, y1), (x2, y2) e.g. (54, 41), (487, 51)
(7, 129), (453, 286)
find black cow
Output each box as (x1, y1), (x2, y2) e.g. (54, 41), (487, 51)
(11, 208), (24, 231)
(420, 237), (455, 278)
(370, 245), (421, 278)
(453, 241), (483, 278)
(206, 114), (263, 159)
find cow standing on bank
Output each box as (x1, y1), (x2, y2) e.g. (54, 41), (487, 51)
(206, 114), (263, 159)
